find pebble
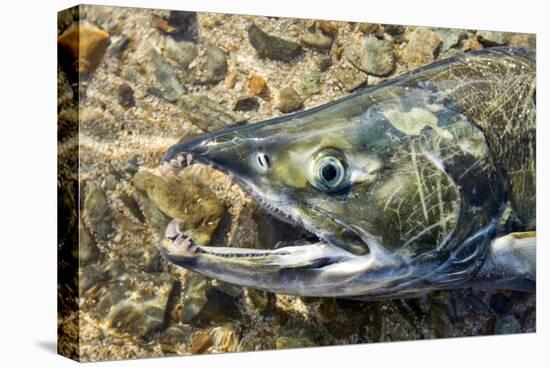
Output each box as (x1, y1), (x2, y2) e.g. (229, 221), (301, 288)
(58, 22), (110, 75)
(234, 96), (260, 112)
(494, 314), (521, 334)
(117, 82), (135, 108)
(357, 23), (384, 37)
(334, 60), (367, 92)
(146, 48), (185, 102)
(427, 303), (453, 338)
(158, 11), (198, 41)
(84, 183), (114, 241)
(477, 30), (507, 46)
(276, 324), (316, 349)
(97, 273), (175, 338)
(507, 33), (536, 48)
(435, 28), (468, 53)
(191, 332), (213, 354)
(187, 44), (228, 84)
(248, 74), (267, 95)
(133, 191), (171, 235)
(103, 174), (118, 191)
(302, 27), (333, 49)
(298, 71), (322, 98)
(344, 35), (395, 76)
(316, 55), (332, 71)
(157, 325), (193, 354)
(277, 87), (303, 113)
(132, 170), (224, 245)
(248, 24), (302, 62)
(176, 94), (245, 132)
(163, 38), (197, 70)
(383, 24), (405, 35)
(79, 222), (100, 264)
(402, 27), (442, 68)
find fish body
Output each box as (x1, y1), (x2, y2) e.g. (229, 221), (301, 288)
(161, 47), (535, 299)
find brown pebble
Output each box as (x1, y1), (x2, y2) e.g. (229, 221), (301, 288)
(118, 83), (135, 108)
(317, 20), (337, 36)
(151, 14), (177, 33)
(277, 87), (303, 113)
(248, 74), (267, 95)
(469, 36), (484, 51)
(191, 332), (213, 354)
(58, 22), (110, 75)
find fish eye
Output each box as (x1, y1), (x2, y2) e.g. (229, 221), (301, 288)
(254, 152), (271, 173)
(308, 149), (348, 193)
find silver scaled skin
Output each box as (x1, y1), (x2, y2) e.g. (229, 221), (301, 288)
(160, 47), (536, 300)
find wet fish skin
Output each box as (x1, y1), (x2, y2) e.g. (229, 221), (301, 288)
(161, 47), (535, 299)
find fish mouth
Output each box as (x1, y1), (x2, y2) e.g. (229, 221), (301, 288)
(161, 148), (326, 254)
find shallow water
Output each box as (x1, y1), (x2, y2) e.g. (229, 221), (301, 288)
(57, 5), (536, 361)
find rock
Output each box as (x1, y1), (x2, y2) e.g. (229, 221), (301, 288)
(357, 23), (384, 37)
(316, 55), (332, 72)
(334, 61), (367, 92)
(248, 24), (302, 62)
(489, 293), (513, 315)
(507, 33), (536, 48)
(104, 174), (118, 191)
(234, 96), (260, 112)
(277, 87), (303, 113)
(435, 28), (468, 53)
(344, 36), (395, 76)
(117, 192), (146, 223)
(163, 38), (197, 70)
(79, 266), (107, 292)
(106, 259), (126, 279)
(157, 325), (193, 354)
(187, 44), (228, 84)
(79, 222), (100, 263)
(495, 314), (521, 334)
(298, 71), (321, 98)
(178, 272), (209, 323)
(247, 289), (272, 313)
(317, 21), (338, 36)
(176, 94), (245, 132)
(276, 323), (316, 349)
(383, 24), (405, 35)
(248, 74), (267, 95)
(84, 183), (114, 241)
(146, 48), (185, 102)
(124, 155), (140, 175)
(191, 331), (213, 354)
(380, 310), (419, 341)
(174, 273), (240, 324)
(302, 27), (333, 49)
(402, 27), (442, 68)
(97, 273), (175, 338)
(117, 82), (135, 108)
(58, 22), (110, 76)
(153, 11), (198, 41)
(132, 170), (224, 245)
(477, 30), (507, 46)
(134, 191), (171, 235)
(427, 303), (453, 338)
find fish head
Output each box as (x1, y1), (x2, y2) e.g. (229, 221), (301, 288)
(161, 83), (500, 298)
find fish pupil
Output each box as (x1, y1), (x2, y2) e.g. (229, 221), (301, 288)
(322, 164), (338, 182)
